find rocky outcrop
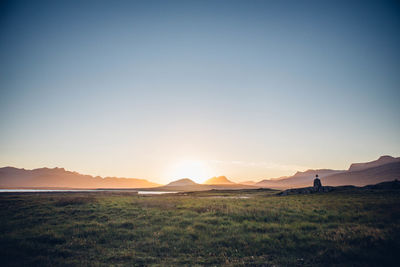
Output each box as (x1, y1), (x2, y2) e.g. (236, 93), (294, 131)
(278, 175), (334, 195)
(278, 186), (334, 196)
(278, 179), (400, 196)
(363, 179), (400, 190)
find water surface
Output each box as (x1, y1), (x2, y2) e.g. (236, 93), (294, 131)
(138, 191), (177, 195)
(0, 189), (176, 194)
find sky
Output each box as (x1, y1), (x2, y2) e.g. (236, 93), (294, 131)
(0, 0), (399, 184)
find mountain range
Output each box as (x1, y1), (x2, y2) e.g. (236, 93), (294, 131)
(255, 155), (400, 189)
(0, 167), (160, 189)
(153, 177), (256, 191)
(0, 155), (399, 190)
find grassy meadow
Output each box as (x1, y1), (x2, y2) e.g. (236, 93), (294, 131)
(0, 188), (399, 266)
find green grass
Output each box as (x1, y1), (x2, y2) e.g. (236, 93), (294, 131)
(0, 189), (399, 266)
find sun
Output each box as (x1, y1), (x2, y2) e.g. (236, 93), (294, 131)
(167, 160), (213, 184)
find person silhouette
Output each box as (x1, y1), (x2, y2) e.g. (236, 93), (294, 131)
(313, 174), (322, 191)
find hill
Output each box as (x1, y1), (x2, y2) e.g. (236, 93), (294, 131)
(0, 167), (160, 189)
(165, 178), (198, 187)
(203, 176), (235, 185)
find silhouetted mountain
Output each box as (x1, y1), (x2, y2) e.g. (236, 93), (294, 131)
(348, 155), (400, 172)
(323, 161), (400, 186)
(256, 156), (400, 189)
(256, 169), (344, 189)
(165, 178), (197, 187)
(0, 167), (160, 189)
(153, 177), (256, 191)
(241, 180), (257, 185)
(3, 155), (398, 191)
(203, 176), (235, 185)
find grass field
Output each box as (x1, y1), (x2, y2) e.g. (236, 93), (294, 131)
(0, 188), (399, 266)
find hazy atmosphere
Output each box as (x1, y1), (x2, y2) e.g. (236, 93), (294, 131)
(1, 0), (399, 184)
(1, 1), (400, 266)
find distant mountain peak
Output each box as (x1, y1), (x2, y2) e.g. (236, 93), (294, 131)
(203, 176), (235, 185)
(378, 155), (395, 160)
(349, 155), (400, 172)
(166, 178), (198, 187)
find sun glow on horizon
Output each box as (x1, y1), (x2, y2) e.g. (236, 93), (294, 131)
(166, 160), (214, 184)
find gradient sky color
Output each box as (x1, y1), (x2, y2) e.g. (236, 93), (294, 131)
(1, 0), (399, 184)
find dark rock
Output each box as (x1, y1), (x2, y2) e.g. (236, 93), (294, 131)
(363, 179), (400, 190)
(278, 185), (335, 196)
(278, 174), (335, 195)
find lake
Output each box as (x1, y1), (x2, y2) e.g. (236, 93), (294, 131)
(0, 189), (176, 194)
(137, 191), (177, 195)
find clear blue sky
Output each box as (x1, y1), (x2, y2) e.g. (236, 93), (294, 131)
(1, 0), (399, 183)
